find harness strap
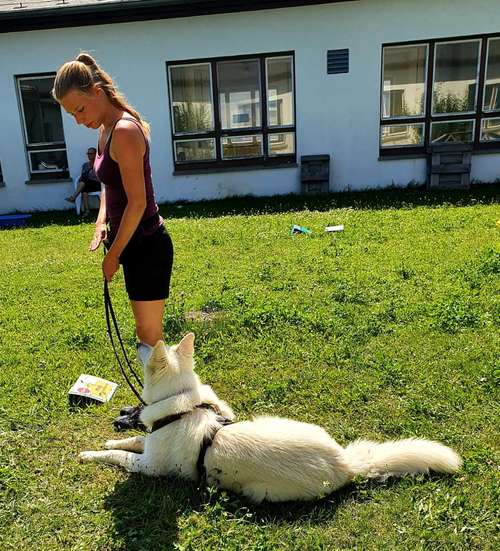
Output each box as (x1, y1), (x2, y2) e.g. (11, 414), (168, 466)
(149, 402), (235, 481)
(150, 411), (183, 432)
(196, 415), (234, 482)
(151, 403), (225, 432)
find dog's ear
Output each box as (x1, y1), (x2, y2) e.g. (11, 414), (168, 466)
(147, 340), (168, 372)
(176, 332), (195, 358)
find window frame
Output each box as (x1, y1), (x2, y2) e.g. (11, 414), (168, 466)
(380, 32), (500, 157)
(15, 73), (69, 180)
(166, 51), (297, 172)
(483, 36), (500, 113)
(381, 43), (429, 122)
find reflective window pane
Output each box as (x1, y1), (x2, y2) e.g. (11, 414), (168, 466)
(221, 135), (263, 159)
(382, 45), (427, 118)
(19, 77), (65, 144)
(30, 149), (68, 173)
(268, 132), (295, 155)
(174, 139), (216, 162)
(432, 41), (480, 115)
(267, 57), (294, 127)
(380, 124), (425, 147)
(480, 118), (500, 141)
(484, 38), (500, 112)
(218, 60), (261, 130)
(431, 120), (474, 143)
(169, 64), (214, 134)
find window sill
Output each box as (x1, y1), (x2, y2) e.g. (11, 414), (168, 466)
(379, 148), (500, 161)
(173, 162), (298, 176)
(470, 148), (500, 156)
(378, 153), (427, 161)
(25, 177), (73, 185)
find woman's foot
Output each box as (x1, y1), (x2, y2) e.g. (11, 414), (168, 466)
(65, 196), (76, 203)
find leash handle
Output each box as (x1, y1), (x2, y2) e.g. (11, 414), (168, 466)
(104, 279), (146, 406)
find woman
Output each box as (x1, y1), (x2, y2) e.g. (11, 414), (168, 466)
(65, 147), (101, 216)
(53, 53), (174, 426)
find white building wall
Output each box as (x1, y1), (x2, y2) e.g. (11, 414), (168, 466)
(0, 0), (499, 214)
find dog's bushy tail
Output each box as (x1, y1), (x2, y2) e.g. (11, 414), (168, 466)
(344, 438), (462, 479)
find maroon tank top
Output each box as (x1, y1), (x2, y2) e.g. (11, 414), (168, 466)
(94, 115), (162, 242)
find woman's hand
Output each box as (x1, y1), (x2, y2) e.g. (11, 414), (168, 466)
(89, 222), (107, 252)
(102, 251), (120, 282)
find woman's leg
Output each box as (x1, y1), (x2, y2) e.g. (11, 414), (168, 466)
(113, 299), (164, 427)
(124, 228), (173, 366)
(82, 192), (89, 213)
(65, 180), (85, 202)
(130, 299), (165, 346)
(114, 235), (172, 429)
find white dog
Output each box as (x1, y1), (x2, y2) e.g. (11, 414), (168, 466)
(79, 333), (462, 503)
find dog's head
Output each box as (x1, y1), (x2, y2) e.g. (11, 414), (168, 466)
(142, 332), (199, 405)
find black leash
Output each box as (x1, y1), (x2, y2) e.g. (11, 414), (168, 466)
(103, 278), (146, 406)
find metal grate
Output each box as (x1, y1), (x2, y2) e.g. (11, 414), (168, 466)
(327, 49), (349, 74)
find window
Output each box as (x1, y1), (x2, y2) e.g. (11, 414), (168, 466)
(380, 34), (500, 155)
(432, 40), (480, 116)
(382, 44), (427, 119)
(483, 37), (500, 112)
(16, 74), (69, 180)
(167, 52), (296, 170)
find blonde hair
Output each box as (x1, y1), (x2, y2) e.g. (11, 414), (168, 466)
(52, 52), (150, 136)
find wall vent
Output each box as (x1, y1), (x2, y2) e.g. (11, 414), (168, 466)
(327, 49), (349, 74)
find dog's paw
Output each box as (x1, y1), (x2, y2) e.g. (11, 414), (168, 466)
(105, 440), (119, 449)
(78, 451), (95, 463)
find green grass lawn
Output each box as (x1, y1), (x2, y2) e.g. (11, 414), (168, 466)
(0, 187), (499, 550)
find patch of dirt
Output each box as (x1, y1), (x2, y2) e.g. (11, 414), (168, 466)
(184, 310), (221, 322)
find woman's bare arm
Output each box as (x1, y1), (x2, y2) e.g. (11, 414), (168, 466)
(89, 185), (107, 251)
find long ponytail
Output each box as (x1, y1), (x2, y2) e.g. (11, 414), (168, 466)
(52, 52), (150, 136)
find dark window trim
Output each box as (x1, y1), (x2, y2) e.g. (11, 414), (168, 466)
(166, 51), (297, 172)
(382, 31), (500, 48)
(173, 159), (298, 175)
(15, 72), (70, 180)
(380, 33), (500, 158)
(25, 177), (73, 186)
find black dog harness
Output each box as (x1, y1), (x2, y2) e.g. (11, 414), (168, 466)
(151, 403), (235, 481)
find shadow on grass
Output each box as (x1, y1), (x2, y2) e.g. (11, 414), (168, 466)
(158, 184), (498, 220)
(102, 473), (403, 549)
(19, 184), (499, 229)
(103, 475), (195, 550)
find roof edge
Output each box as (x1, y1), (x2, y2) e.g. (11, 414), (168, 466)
(0, 0), (355, 33)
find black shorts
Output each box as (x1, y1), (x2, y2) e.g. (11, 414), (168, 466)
(119, 225), (174, 301)
(81, 177), (101, 193)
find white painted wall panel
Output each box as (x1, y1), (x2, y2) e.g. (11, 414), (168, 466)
(0, 0), (499, 213)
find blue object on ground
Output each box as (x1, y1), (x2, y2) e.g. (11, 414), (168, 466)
(291, 224), (312, 235)
(0, 214), (32, 229)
